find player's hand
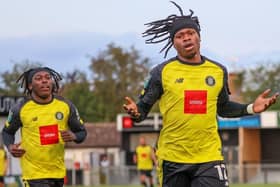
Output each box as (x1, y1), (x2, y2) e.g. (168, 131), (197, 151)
(60, 130), (77, 142)
(8, 142), (26, 158)
(253, 89), (279, 113)
(123, 97), (140, 118)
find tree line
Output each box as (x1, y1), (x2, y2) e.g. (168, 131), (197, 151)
(0, 43), (279, 122)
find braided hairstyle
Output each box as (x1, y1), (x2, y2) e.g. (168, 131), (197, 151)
(16, 67), (62, 95)
(143, 1), (201, 58)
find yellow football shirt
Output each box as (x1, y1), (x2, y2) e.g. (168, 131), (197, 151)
(3, 95), (86, 180)
(136, 145), (153, 170)
(156, 58), (224, 163)
(0, 149), (6, 176)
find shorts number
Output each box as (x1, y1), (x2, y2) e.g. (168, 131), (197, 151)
(214, 164), (228, 180)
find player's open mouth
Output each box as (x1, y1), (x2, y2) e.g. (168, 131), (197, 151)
(40, 86), (50, 91)
(183, 43), (194, 51)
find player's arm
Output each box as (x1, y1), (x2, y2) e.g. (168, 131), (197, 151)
(61, 102), (87, 143)
(217, 84), (249, 117)
(217, 72), (278, 117)
(123, 65), (163, 122)
(150, 146), (158, 167)
(133, 152), (137, 164)
(2, 106), (26, 157)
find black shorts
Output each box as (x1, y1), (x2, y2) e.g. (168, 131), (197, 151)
(23, 178), (64, 187)
(139, 169), (153, 177)
(162, 160), (229, 187)
(0, 176), (4, 183)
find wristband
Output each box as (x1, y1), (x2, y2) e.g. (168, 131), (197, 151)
(247, 104), (255, 114)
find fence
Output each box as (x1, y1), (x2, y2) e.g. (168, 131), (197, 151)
(228, 163), (280, 184)
(65, 163), (280, 186)
(4, 164), (280, 186)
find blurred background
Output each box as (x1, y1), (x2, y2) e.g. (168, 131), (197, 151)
(0, 0), (280, 186)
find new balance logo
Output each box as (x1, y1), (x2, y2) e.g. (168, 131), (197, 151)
(175, 78), (184, 83)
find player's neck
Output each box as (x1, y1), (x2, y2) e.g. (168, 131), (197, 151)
(177, 53), (201, 63)
(31, 93), (53, 104)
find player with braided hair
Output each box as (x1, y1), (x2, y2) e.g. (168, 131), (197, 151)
(124, 1), (278, 187)
(16, 67), (62, 95)
(2, 67), (87, 187)
(143, 1), (200, 58)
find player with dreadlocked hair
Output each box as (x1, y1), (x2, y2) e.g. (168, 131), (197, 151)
(2, 67), (87, 187)
(16, 67), (62, 96)
(123, 1), (278, 187)
(143, 1), (200, 58)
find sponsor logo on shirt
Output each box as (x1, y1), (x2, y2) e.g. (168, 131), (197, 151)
(7, 110), (13, 123)
(39, 124), (59, 145)
(141, 153), (148, 158)
(184, 90), (207, 114)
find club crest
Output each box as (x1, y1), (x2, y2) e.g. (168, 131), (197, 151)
(205, 76), (215, 86)
(55, 112), (64, 120)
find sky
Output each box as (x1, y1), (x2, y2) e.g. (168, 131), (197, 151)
(0, 0), (279, 75)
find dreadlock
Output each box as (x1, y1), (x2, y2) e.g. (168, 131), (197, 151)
(16, 67), (62, 95)
(142, 1), (200, 58)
